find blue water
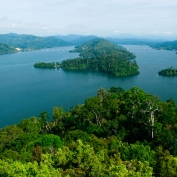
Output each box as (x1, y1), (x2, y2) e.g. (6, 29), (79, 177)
(0, 45), (177, 127)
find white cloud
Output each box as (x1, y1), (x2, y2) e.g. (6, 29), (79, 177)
(114, 30), (120, 33)
(165, 32), (172, 35)
(0, 0), (176, 37)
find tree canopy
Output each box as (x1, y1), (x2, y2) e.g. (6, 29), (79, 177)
(34, 62), (61, 69)
(1, 87), (177, 176)
(159, 67), (177, 76)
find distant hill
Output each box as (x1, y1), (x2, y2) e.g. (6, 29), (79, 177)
(70, 35), (99, 45)
(150, 40), (177, 50)
(0, 43), (17, 55)
(107, 38), (163, 45)
(55, 34), (98, 45)
(1, 33), (175, 52)
(54, 34), (85, 42)
(56, 35), (164, 46)
(0, 33), (72, 50)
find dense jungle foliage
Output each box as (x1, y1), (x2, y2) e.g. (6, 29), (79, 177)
(1, 86), (177, 176)
(159, 67), (177, 76)
(0, 43), (17, 55)
(61, 39), (139, 76)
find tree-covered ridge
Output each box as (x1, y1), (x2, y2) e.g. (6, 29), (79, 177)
(0, 33), (72, 51)
(159, 67), (177, 76)
(34, 62), (61, 69)
(1, 87), (177, 176)
(0, 43), (17, 55)
(150, 40), (177, 51)
(62, 38), (139, 76)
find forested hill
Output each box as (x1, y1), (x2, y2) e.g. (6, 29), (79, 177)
(0, 43), (17, 55)
(0, 33), (72, 50)
(150, 40), (177, 50)
(1, 87), (177, 176)
(70, 35), (99, 45)
(62, 38), (139, 76)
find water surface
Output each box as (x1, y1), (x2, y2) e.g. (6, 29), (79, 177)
(0, 45), (177, 127)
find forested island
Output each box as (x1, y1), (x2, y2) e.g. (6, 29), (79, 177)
(159, 67), (177, 76)
(62, 38), (139, 76)
(1, 87), (177, 176)
(34, 62), (61, 69)
(0, 43), (17, 55)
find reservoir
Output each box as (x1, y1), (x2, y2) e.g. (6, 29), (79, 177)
(0, 45), (177, 127)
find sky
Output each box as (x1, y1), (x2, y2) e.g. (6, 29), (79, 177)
(0, 0), (177, 38)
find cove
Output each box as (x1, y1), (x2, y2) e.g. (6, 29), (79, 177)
(0, 45), (177, 127)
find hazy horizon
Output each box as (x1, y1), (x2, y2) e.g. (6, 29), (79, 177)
(1, 0), (177, 39)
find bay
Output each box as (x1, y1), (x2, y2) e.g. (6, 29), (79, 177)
(0, 45), (177, 127)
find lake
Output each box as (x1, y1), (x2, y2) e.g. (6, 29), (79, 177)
(0, 45), (177, 127)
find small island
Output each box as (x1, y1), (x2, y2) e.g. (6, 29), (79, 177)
(34, 62), (61, 69)
(158, 67), (177, 76)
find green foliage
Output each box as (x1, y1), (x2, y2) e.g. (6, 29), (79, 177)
(17, 117), (40, 133)
(40, 134), (63, 149)
(34, 62), (61, 69)
(52, 107), (64, 124)
(63, 130), (90, 144)
(61, 38), (139, 76)
(159, 67), (177, 76)
(154, 146), (177, 176)
(0, 125), (24, 152)
(4, 132), (42, 153)
(121, 143), (155, 165)
(0, 159), (62, 177)
(1, 86), (177, 176)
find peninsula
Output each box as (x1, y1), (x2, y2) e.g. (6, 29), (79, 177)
(61, 38), (139, 76)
